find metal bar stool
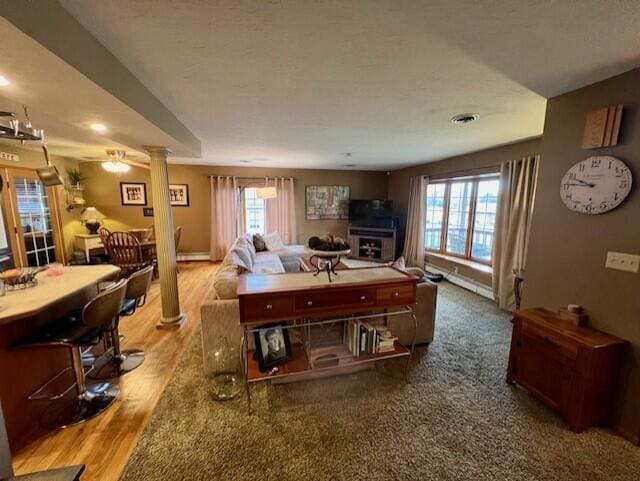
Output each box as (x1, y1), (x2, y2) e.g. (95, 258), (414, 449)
(15, 280), (127, 429)
(90, 266), (153, 379)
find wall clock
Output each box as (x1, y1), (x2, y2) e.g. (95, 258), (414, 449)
(560, 156), (632, 214)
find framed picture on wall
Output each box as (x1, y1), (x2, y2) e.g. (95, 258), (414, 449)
(169, 184), (189, 206)
(305, 185), (350, 220)
(120, 182), (147, 206)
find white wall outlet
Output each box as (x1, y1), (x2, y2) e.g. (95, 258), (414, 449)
(605, 252), (640, 273)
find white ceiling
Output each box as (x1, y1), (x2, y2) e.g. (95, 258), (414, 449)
(4, 1), (640, 170)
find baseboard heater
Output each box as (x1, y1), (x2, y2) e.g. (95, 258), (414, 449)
(177, 252), (210, 262)
(425, 263), (494, 300)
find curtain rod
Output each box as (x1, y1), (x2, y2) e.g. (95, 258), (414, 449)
(423, 165), (500, 180)
(207, 175), (297, 181)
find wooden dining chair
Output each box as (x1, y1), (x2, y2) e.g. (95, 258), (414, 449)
(98, 227), (112, 260)
(105, 232), (150, 278)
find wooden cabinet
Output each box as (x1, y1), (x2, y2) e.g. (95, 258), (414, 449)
(507, 308), (627, 433)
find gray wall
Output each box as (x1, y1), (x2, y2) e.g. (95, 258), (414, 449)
(524, 68), (640, 441)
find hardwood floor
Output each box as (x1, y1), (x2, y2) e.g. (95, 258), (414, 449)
(12, 262), (217, 481)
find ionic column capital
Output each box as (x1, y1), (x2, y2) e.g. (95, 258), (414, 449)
(143, 146), (172, 158)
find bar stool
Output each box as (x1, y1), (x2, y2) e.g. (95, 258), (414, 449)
(16, 279), (127, 429)
(90, 266), (153, 379)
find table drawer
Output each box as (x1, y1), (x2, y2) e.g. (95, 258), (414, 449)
(521, 321), (578, 360)
(242, 295), (293, 322)
(295, 287), (375, 311)
(376, 284), (415, 306)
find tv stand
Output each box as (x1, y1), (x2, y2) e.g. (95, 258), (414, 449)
(348, 226), (396, 262)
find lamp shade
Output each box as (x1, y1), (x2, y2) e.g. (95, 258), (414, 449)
(81, 207), (106, 222)
(256, 186), (277, 199)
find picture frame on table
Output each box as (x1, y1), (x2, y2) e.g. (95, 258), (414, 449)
(253, 323), (292, 372)
(120, 182), (147, 206)
(169, 184), (190, 206)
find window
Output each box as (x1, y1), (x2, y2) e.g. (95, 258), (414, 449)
(244, 187), (266, 234)
(424, 175), (500, 264)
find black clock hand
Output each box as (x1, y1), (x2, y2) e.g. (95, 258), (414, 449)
(574, 178), (595, 187)
(565, 183), (593, 187)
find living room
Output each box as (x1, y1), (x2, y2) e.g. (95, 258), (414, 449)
(0, 1), (639, 481)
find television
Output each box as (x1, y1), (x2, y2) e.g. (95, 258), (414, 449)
(348, 199), (394, 227)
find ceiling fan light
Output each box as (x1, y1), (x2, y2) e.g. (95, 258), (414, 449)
(102, 161), (131, 173)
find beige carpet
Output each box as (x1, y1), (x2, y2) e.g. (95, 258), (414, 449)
(120, 282), (640, 481)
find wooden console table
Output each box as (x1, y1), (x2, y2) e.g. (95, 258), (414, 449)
(237, 266), (418, 412)
(507, 308), (628, 433)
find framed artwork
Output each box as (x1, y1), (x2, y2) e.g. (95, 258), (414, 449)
(169, 184), (189, 206)
(305, 185), (350, 220)
(120, 182), (147, 206)
(253, 323), (292, 372)
(142, 207), (154, 217)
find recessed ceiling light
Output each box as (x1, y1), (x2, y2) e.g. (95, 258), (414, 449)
(451, 113), (480, 125)
(0, 75), (10, 87)
(90, 123), (107, 132)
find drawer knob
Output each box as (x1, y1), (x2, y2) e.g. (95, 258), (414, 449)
(307, 301), (313, 307)
(393, 292), (399, 297)
(266, 304), (273, 310)
(360, 295), (366, 301)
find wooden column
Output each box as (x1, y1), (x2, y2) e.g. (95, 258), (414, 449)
(144, 146), (186, 328)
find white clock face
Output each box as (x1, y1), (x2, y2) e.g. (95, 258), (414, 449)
(560, 156), (632, 214)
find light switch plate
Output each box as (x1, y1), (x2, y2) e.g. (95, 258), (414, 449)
(605, 252), (640, 273)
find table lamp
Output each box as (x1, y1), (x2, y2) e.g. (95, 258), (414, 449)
(81, 207), (106, 235)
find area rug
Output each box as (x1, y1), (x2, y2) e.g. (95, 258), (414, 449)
(120, 282), (640, 481)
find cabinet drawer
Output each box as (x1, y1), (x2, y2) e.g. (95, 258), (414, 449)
(376, 284), (415, 306)
(296, 288), (375, 311)
(521, 322), (578, 360)
(242, 295), (293, 322)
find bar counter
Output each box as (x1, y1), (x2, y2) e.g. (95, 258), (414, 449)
(0, 265), (120, 452)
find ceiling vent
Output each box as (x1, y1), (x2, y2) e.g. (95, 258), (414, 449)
(451, 113), (480, 125)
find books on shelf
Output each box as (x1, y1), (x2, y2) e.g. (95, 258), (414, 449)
(345, 320), (398, 356)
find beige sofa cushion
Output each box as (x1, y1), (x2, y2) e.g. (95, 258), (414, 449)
(213, 260), (241, 299)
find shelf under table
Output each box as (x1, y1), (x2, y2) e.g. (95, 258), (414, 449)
(246, 341), (409, 383)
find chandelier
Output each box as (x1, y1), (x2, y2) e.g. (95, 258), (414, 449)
(102, 149), (131, 173)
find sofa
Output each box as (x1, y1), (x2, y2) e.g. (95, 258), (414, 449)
(201, 234), (437, 362)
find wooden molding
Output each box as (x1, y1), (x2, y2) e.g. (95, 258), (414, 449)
(582, 104), (623, 149)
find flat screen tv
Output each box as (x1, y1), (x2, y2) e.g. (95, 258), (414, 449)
(348, 199), (393, 227)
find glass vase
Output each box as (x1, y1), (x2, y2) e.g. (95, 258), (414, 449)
(204, 335), (242, 401)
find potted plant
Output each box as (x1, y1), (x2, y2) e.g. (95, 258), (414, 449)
(66, 167), (87, 189)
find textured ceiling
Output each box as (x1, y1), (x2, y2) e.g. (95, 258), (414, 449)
(38, 1), (640, 169)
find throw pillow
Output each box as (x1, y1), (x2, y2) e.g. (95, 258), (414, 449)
(262, 231), (285, 251)
(226, 246), (253, 272)
(253, 234), (267, 252)
(237, 237), (257, 264)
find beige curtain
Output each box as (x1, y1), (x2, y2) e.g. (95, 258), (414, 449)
(266, 177), (296, 244)
(210, 176), (238, 261)
(492, 155), (539, 310)
(403, 176), (427, 267)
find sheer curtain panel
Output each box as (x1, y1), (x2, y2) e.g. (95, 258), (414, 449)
(492, 156), (539, 310)
(403, 176), (427, 267)
(210, 176), (238, 261)
(265, 177), (296, 244)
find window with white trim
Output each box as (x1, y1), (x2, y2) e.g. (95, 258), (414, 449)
(424, 175), (500, 264)
(244, 187), (266, 234)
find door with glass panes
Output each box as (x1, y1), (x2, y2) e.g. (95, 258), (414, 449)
(2, 168), (63, 267)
